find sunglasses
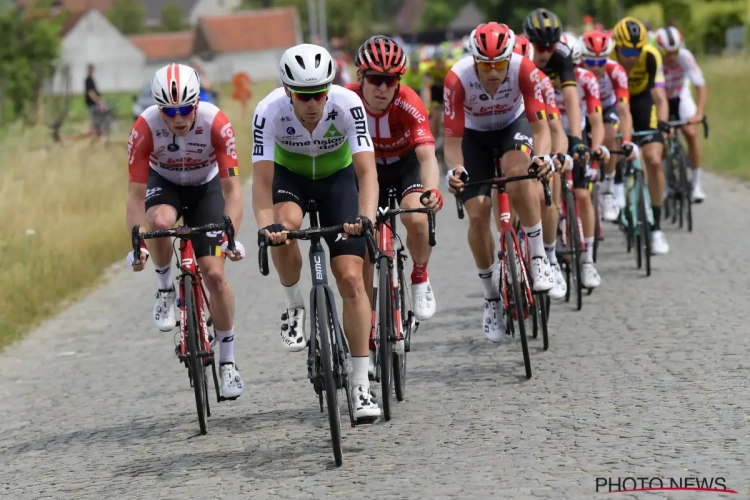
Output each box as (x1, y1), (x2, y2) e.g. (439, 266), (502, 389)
(475, 59), (509, 72)
(619, 48), (642, 57)
(583, 58), (608, 67)
(364, 74), (400, 88)
(160, 105), (195, 117)
(290, 88), (329, 102)
(533, 44), (556, 53)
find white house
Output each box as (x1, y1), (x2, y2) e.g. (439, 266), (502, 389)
(193, 7), (303, 83)
(52, 8), (146, 94)
(188, 0), (240, 26)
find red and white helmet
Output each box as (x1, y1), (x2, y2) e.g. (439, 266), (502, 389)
(469, 22), (516, 62)
(655, 26), (683, 52)
(513, 33), (535, 60)
(151, 63), (201, 108)
(560, 32), (582, 63)
(581, 30), (613, 58)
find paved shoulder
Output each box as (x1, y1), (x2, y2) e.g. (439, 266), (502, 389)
(1, 174), (749, 498)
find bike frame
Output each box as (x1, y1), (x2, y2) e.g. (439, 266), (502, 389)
(372, 193), (404, 347)
(176, 238), (213, 364)
(559, 171), (587, 254)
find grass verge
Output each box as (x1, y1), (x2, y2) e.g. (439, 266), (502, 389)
(0, 79), (276, 349)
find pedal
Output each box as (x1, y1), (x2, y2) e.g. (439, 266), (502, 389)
(355, 416), (379, 425)
(394, 339), (405, 355)
(219, 395), (239, 402)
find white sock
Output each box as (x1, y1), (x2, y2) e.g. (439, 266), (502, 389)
(693, 167), (702, 186)
(545, 242), (558, 265)
(583, 237), (595, 263)
(522, 222), (545, 259)
(283, 281), (304, 309)
(217, 329), (235, 364)
(478, 266), (499, 300)
(155, 264), (172, 290)
(352, 356), (369, 388)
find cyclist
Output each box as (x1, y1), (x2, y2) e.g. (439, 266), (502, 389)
(444, 23), (555, 343)
(523, 8), (589, 295)
(126, 63), (246, 400)
(556, 33), (608, 289)
(403, 54), (427, 99)
(655, 26), (708, 202)
(511, 34), (573, 300)
(580, 29), (634, 222)
(251, 43), (381, 421)
(423, 48), (453, 141)
(611, 17), (670, 255)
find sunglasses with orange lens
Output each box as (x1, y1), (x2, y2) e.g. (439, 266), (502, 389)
(476, 59), (509, 72)
(365, 74), (400, 88)
(290, 89), (329, 102)
(532, 44), (556, 53)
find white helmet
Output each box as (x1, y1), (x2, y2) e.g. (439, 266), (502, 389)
(560, 32), (582, 63)
(151, 63), (201, 108)
(655, 26), (683, 52)
(279, 43), (336, 88)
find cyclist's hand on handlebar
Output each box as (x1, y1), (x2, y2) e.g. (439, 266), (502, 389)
(420, 189), (443, 211)
(343, 215), (371, 236)
(446, 166), (466, 194)
(126, 242), (149, 272)
(222, 238), (246, 261)
(622, 140), (639, 161)
(689, 112), (704, 125)
(570, 141), (591, 164)
(263, 223), (288, 245)
(593, 145), (610, 162)
(532, 155), (555, 180)
(553, 153), (573, 174)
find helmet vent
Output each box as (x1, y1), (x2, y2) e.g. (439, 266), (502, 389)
(284, 64), (295, 82)
(295, 55), (305, 68)
(315, 53), (322, 68)
(170, 81), (178, 102)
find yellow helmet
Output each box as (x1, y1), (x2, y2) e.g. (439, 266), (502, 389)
(613, 17), (647, 49)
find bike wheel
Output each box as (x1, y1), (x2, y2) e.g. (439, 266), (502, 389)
(540, 293), (549, 351)
(565, 190), (583, 311)
(676, 144), (693, 232)
(315, 287), (343, 466)
(591, 183), (601, 263)
(518, 230), (538, 339)
(377, 256), (394, 421)
(636, 171), (652, 277)
(185, 278), (207, 435)
(504, 231), (531, 379)
(393, 260), (409, 402)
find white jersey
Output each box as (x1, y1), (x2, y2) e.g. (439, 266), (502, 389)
(128, 102), (238, 186)
(663, 48), (705, 99)
(251, 86), (374, 180)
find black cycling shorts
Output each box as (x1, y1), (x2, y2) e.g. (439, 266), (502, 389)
(602, 103), (620, 124)
(376, 150), (423, 208)
(630, 92), (663, 146)
(272, 164), (365, 259)
(145, 169), (225, 259)
(460, 115), (534, 202)
(430, 85), (443, 105)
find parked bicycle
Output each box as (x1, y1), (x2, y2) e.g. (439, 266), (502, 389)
(131, 215), (236, 436)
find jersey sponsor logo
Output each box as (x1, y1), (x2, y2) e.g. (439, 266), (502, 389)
(350, 106), (371, 147)
(393, 97), (427, 123)
(220, 122), (237, 160)
(252, 115), (266, 156)
(326, 110), (339, 121)
(323, 124), (343, 137)
(188, 142), (206, 147)
(195, 126), (204, 134)
(286, 127), (295, 135)
(279, 136), (346, 150)
(479, 94), (489, 101)
(514, 132), (530, 143)
(443, 87), (454, 120)
(145, 187), (162, 200)
(167, 143), (180, 152)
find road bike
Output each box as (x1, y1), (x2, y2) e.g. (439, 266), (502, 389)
(131, 215), (236, 436)
(257, 202), (376, 467)
(372, 188), (436, 421)
(454, 154), (552, 377)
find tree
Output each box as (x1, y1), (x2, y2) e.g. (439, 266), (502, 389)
(275, 0), (374, 49)
(107, 0), (145, 35)
(421, 1), (454, 29)
(161, 2), (185, 31)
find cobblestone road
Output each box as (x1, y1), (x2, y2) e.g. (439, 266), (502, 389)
(1, 174), (749, 499)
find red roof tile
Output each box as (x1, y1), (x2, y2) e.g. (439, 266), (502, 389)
(128, 31), (195, 61)
(196, 7), (299, 54)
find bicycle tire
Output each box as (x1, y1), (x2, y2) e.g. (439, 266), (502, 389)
(377, 256), (394, 421)
(393, 260), (408, 402)
(504, 231), (532, 379)
(518, 230), (538, 340)
(676, 142), (693, 232)
(565, 190), (583, 311)
(636, 171), (652, 277)
(185, 278), (207, 435)
(540, 293), (549, 351)
(315, 287), (343, 466)
(591, 183), (601, 263)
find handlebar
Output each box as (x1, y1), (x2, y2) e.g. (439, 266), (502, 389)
(256, 219), (378, 276)
(131, 215), (236, 265)
(374, 192), (436, 247)
(453, 164), (551, 220)
(666, 116), (710, 139)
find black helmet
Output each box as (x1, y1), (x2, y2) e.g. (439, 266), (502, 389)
(523, 8), (562, 47)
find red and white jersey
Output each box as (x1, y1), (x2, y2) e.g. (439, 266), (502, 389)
(663, 48), (705, 99)
(540, 74), (561, 121)
(345, 83), (434, 164)
(128, 102), (238, 186)
(443, 53), (548, 137)
(591, 60), (630, 107)
(555, 67), (602, 135)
